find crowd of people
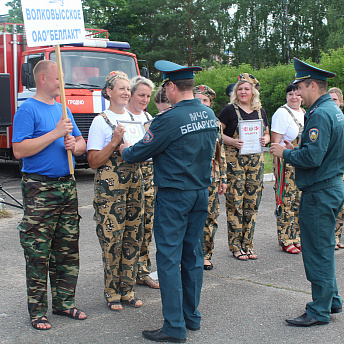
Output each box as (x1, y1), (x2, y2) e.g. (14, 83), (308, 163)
(12, 56), (344, 340)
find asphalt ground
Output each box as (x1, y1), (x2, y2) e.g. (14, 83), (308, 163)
(0, 161), (343, 344)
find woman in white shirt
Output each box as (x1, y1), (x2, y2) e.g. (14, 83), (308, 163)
(87, 71), (144, 311)
(271, 83), (305, 254)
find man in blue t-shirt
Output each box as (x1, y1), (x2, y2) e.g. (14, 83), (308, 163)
(12, 60), (87, 330)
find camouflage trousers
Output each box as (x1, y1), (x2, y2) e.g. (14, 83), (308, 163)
(137, 162), (156, 282)
(225, 146), (264, 252)
(336, 205), (344, 244)
(18, 175), (80, 320)
(93, 155), (144, 302)
(274, 162), (301, 247)
(203, 180), (220, 260)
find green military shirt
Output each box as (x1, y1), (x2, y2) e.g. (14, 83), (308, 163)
(122, 98), (218, 190)
(283, 93), (344, 191)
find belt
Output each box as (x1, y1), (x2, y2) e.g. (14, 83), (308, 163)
(300, 175), (343, 192)
(23, 173), (73, 182)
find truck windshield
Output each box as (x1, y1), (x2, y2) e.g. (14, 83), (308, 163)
(50, 50), (138, 88)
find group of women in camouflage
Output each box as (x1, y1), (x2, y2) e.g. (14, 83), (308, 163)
(85, 70), (344, 312)
(87, 72), (159, 311)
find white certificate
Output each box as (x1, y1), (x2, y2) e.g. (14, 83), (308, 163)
(238, 119), (263, 155)
(117, 120), (145, 146)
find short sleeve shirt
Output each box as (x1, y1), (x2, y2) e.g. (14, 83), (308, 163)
(87, 109), (133, 151)
(12, 98), (81, 177)
(218, 104), (269, 137)
(271, 104), (304, 144)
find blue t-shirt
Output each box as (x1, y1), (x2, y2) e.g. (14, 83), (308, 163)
(12, 98), (81, 177)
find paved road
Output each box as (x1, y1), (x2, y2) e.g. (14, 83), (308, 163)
(1, 161), (343, 344)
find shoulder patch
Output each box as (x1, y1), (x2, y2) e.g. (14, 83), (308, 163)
(309, 128), (319, 142)
(143, 129), (154, 144)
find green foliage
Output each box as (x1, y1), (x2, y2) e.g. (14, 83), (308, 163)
(194, 62), (295, 121)
(147, 90), (160, 117)
(4, 0), (344, 119)
(128, 0), (231, 82)
(318, 48), (344, 91)
(194, 47), (344, 125)
(326, 2), (344, 50)
(5, 0), (23, 22)
(228, 0), (329, 67)
(147, 59), (297, 126)
(82, 0), (135, 42)
(4, 0), (344, 76)
(253, 63), (295, 121)
(263, 151), (273, 174)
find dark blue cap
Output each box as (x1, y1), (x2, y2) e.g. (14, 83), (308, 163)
(293, 57), (336, 84)
(155, 60), (202, 85)
(225, 83), (236, 96)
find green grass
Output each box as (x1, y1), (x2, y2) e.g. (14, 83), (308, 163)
(264, 151), (273, 174)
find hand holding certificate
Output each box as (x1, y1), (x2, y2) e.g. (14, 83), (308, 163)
(117, 120), (145, 146)
(238, 119), (263, 155)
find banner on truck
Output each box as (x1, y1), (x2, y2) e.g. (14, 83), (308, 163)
(21, 0), (85, 47)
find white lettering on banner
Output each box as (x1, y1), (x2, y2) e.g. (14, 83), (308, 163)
(180, 119), (217, 135)
(189, 111), (208, 121)
(68, 99), (85, 105)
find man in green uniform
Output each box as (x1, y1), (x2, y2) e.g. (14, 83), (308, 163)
(271, 57), (344, 326)
(119, 60), (218, 342)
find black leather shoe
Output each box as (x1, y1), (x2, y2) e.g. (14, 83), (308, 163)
(142, 329), (186, 343)
(331, 306), (343, 314)
(286, 313), (328, 327)
(204, 262), (213, 270)
(186, 324), (200, 331)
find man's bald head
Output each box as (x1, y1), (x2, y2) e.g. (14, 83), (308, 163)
(33, 60), (57, 84)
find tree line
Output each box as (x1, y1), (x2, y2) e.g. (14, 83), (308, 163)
(5, 0), (344, 119)
(5, 0), (344, 70)
(146, 48), (344, 121)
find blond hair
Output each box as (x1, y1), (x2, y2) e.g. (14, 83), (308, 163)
(130, 76), (154, 94)
(328, 87), (343, 105)
(230, 80), (261, 111)
(102, 71), (129, 100)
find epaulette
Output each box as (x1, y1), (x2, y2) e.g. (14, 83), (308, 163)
(156, 105), (175, 116)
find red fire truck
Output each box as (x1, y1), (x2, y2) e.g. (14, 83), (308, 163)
(0, 22), (148, 165)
